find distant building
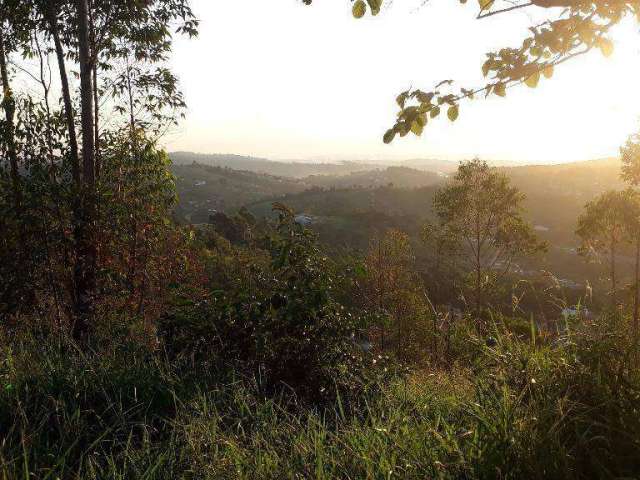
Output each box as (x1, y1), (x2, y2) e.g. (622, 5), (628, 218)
(194, 180), (206, 186)
(294, 214), (313, 226)
(534, 225), (550, 232)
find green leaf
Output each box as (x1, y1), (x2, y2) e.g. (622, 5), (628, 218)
(430, 106), (441, 118)
(352, 0), (367, 18)
(411, 114), (427, 135)
(383, 129), (396, 144)
(524, 71), (540, 88)
(366, 0), (382, 15)
(447, 105), (459, 122)
(415, 91), (434, 104)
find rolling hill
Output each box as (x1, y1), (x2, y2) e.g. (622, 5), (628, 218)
(170, 152), (380, 178)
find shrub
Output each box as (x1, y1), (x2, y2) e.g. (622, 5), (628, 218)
(160, 204), (384, 404)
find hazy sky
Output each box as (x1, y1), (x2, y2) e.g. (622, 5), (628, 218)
(165, 0), (640, 163)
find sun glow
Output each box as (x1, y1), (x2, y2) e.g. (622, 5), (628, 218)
(166, 0), (640, 164)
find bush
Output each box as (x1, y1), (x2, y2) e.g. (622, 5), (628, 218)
(160, 204), (384, 404)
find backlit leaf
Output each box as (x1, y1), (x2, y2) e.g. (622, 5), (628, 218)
(542, 64), (554, 79)
(447, 105), (459, 122)
(482, 60), (491, 77)
(366, 0), (382, 15)
(383, 129), (396, 144)
(524, 71), (540, 88)
(597, 37), (614, 57)
(494, 83), (506, 97)
(352, 0), (367, 18)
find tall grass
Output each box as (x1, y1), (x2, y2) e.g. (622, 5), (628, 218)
(1, 312), (639, 479)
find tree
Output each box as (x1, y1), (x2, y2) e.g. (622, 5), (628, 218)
(620, 132), (640, 335)
(305, 0), (637, 142)
(362, 229), (429, 360)
(576, 189), (639, 309)
(0, 0), (197, 338)
(432, 159), (545, 326)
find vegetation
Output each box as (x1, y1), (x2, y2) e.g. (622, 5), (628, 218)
(2, 1), (640, 479)
(428, 159), (546, 324)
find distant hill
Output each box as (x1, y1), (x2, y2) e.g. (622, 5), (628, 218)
(501, 157), (623, 198)
(499, 157), (623, 245)
(172, 155), (624, 253)
(170, 152), (380, 178)
(397, 157), (525, 174)
(303, 166), (444, 189)
(397, 158), (459, 174)
(171, 162), (445, 223)
(171, 162), (306, 223)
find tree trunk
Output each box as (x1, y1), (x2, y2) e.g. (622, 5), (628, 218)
(73, 0), (97, 340)
(475, 227), (482, 329)
(0, 28), (21, 210)
(634, 238), (639, 338)
(89, 0), (101, 179)
(611, 238), (617, 308)
(48, 8), (80, 187)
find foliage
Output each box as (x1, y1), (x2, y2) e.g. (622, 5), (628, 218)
(360, 228), (434, 362)
(430, 159), (546, 322)
(3, 1), (640, 478)
(621, 128), (640, 186)
(304, 0), (638, 142)
(576, 188), (640, 305)
(160, 204), (381, 404)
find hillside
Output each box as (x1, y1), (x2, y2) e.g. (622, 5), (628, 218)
(170, 152), (380, 178)
(172, 163), (445, 223)
(171, 156), (627, 290)
(501, 157), (623, 243)
(171, 162), (306, 223)
(303, 166), (443, 189)
(242, 157), (628, 289)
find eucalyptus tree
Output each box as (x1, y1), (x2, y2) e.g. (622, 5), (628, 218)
(0, 0), (197, 337)
(432, 159), (546, 325)
(0, 0), (34, 207)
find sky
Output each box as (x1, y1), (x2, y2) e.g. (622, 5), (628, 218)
(164, 0), (640, 164)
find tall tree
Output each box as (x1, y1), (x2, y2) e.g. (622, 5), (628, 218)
(0, 0), (197, 335)
(0, 0), (30, 210)
(620, 131), (640, 335)
(432, 159), (545, 326)
(72, 0), (97, 338)
(363, 229), (426, 356)
(576, 189), (638, 309)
